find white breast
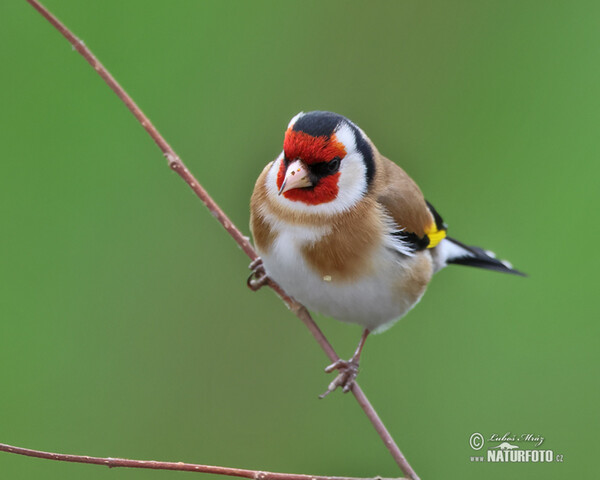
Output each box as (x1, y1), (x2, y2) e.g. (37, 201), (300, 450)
(258, 215), (429, 333)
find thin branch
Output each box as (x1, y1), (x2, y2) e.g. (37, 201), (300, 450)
(23, 2), (420, 480)
(0, 443), (402, 480)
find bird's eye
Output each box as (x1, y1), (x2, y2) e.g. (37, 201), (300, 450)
(328, 157), (341, 173)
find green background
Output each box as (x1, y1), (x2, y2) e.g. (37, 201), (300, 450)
(1, 1), (598, 479)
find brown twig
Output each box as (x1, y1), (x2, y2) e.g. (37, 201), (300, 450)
(22, 2), (420, 480)
(0, 443), (402, 480)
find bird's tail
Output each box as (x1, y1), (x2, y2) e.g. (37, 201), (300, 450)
(442, 237), (526, 276)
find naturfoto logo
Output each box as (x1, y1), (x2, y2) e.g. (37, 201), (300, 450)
(469, 432), (564, 464)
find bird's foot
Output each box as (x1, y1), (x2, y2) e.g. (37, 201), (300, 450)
(319, 358), (360, 398)
(247, 257), (269, 291)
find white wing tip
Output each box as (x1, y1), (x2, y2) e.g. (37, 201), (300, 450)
(501, 259), (513, 269)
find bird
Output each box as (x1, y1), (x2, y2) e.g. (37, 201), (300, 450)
(249, 111), (524, 397)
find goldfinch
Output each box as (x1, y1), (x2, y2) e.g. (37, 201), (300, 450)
(249, 111), (523, 396)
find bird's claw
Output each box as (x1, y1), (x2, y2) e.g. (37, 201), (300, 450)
(247, 257), (269, 291)
(319, 358), (360, 398)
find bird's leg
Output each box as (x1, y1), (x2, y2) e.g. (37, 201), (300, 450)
(320, 329), (370, 398)
(247, 257), (269, 291)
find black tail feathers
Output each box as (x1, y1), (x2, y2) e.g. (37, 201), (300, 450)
(446, 237), (526, 277)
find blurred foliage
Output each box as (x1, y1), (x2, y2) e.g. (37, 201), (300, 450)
(1, 1), (598, 479)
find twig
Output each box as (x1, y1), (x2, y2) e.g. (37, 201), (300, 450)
(22, 2), (420, 480)
(0, 443), (402, 480)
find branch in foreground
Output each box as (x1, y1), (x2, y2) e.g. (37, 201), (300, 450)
(0, 443), (402, 480)
(23, 2), (420, 480)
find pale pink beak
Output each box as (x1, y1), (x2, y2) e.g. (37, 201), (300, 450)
(278, 159), (313, 195)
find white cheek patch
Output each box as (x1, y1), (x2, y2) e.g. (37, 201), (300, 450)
(335, 153), (367, 208)
(333, 123), (356, 154)
(265, 155), (284, 197)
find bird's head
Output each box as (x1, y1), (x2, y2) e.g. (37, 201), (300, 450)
(269, 111), (375, 214)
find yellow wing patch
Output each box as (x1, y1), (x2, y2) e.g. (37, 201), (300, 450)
(425, 223), (446, 248)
